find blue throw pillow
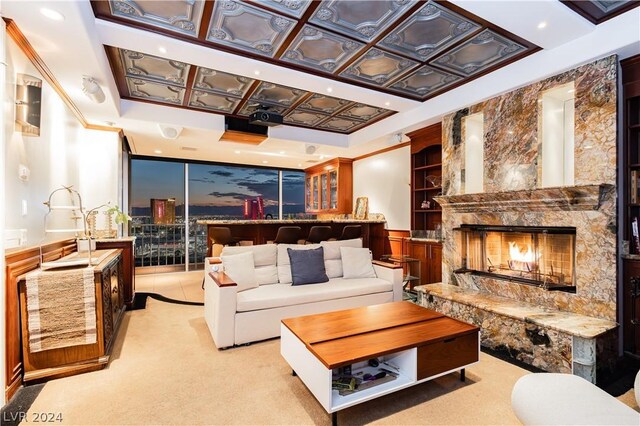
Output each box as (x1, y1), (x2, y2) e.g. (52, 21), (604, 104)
(287, 247), (329, 286)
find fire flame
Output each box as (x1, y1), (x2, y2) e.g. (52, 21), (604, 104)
(508, 242), (538, 263)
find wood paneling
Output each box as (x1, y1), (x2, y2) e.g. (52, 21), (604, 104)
(387, 230), (410, 258)
(4, 239), (76, 400)
(404, 239), (443, 288)
(417, 331), (478, 380)
(220, 130), (267, 145)
(409, 123), (442, 231)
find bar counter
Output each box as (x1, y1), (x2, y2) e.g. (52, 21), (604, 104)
(197, 219), (388, 259)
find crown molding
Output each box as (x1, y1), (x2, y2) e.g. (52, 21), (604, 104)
(3, 18), (122, 136)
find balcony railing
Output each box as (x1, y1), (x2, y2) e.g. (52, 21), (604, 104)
(131, 222), (208, 270)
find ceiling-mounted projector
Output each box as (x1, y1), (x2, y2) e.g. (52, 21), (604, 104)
(248, 105), (283, 127)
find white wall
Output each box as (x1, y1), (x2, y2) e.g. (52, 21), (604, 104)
(463, 113), (484, 194)
(353, 146), (411, 230)
(540, 83), (575, 187)
(4, 37), (120, 247)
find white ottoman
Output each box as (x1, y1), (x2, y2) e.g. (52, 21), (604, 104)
(511, 373), (640, 425)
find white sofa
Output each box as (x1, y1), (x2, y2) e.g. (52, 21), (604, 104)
(511, 372), (640, 425)
(203, 239), (403, 349)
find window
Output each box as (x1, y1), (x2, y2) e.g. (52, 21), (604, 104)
(282, 171), (306, 218)
(129, 158), (305, 270)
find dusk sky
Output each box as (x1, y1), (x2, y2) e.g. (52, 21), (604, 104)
(131, 159), (305, 216)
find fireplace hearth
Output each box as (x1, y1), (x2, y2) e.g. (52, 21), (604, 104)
(454, 225), (576, 292)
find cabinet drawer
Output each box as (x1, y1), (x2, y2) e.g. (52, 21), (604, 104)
(417, 332), (478, 380)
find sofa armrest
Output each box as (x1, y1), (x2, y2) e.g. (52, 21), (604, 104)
(209, 271), (236, 287)
(373, 262), (404, 301)
(204, 271), (238, 349)
(206, 257), (222, 265)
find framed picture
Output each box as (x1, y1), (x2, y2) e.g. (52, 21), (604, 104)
(354, 197), (368, 220)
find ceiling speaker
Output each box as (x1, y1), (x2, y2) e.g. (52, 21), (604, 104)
(305, 144), (317, 155)
(158, 124), (183, 139)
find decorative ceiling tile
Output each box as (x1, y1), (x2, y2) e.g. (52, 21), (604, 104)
(285, 110), (330, 126)
(207, 0), (297, 57)
(297, 94), (351, 114)
(318, 116), (364, 132)
(281, 25), (365, 73)
(189, 90), (242, 113)
(250, 81), (307, 106)
(339, 47), (418, 86)
(430, 29), (526, 77)
(387, 65), (461, 97)
(309, 0), (416, 42)
(237, 102), (288, 116)
(249, 0), (312, 18)
(592, 0), (629, 12)
(193, 67), (254, 97)
(126, 77), (185, 105)
(379, 1), (480, 61)
(108, 0), (204, 37)
(120, 49), (190, 86)
(338, 103), (390, 121)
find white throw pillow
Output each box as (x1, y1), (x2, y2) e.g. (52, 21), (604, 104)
(221, 244), (278, 285)
(221, 251), (258, 292)
(321, 239), (363, 278)
(277, 243), (320, 284)
(340, 247), (376, 279)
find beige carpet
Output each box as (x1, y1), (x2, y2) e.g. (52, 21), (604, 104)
(135, 271), (204, 303)
(21, 299), (634, 425)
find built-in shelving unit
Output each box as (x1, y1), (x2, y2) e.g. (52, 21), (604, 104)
(408, 123), (443, 231)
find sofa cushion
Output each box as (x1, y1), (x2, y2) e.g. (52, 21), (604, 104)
(236, 277), (392, 312)
(288, 247), (329, 286)
(277, 243), (320, 284)
(341, 247), (376, 279)
(221, 252), (257, 293)
(221, 244), (278, 285)
(321, 239), (362, 278)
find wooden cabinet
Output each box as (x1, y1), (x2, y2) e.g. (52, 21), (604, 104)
(18, 249), (125, 382)
(417, 332), (478, 380)
(96, 238), (136, 309)
(404, 239), (443, 288)
(304, 158), (353, 214)
(623, 258), (640, 357)
(407, 123), (442, 232)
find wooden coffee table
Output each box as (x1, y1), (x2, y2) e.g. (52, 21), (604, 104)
(280, 301), (479, 425)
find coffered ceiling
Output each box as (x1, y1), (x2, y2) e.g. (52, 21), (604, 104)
(93, 0), (539, 105)
(106, 46), (393, 133)
(561, 0), (640, 24)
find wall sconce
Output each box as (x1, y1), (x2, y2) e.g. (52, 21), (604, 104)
(81, 76), (105, 104)
(15, 73), (42, 136)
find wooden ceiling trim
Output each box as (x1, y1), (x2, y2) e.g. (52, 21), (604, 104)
(560, 0), (640, 24)
(198, 0), (216, 39)
(232, 79), (263, 115)
(5, 18), (121, 133)
(181, 65), (199, 107)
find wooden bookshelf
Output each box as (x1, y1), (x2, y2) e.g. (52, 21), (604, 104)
(407, 123), (443, 231)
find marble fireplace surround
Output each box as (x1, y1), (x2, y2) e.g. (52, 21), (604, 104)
(416, 56), (618, 381)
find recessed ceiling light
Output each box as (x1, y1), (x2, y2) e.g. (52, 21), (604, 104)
(384, 101), (390, 107)
(40, 8), (64, 21)
(279, 150), (286, 154)
(327, 87), (333, 93)
(254, 70), (261, 76)
(319, 155), (326, 160)
(158, 46), (167, 54)
(298, 163), (302, 167)
(234, 150), (241, 154)
(262, 160), (268, 164)
(537, 21), (547, 29)
(154, 150), (162, 154)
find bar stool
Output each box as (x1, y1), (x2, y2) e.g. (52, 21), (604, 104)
(273, 226), (301, 244)
(210, 227), (239, 257)
(306, 226), (333, 244)
(339, 225), (362, 240)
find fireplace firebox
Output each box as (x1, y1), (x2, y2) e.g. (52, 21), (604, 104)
(453, 225), (576, 292)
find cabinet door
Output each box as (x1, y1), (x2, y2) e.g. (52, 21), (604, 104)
(407, 241), (428, 289)
(321, 173), (328, 210)
(329, 170), (338, 210)
(312, 175), (319, 210)
(429, 243), (442, 284)
(305, 176), (312, 211)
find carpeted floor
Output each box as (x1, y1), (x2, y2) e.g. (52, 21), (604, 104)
(21, 298), (639, 425)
